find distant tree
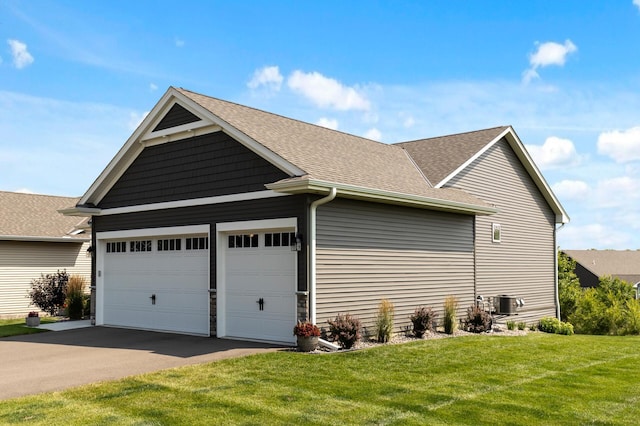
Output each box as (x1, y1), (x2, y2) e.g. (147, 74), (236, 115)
(28, 270), (69, 316)
(558, 251), (582, 321)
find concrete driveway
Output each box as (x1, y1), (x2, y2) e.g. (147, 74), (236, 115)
(0, 326), (285, 400)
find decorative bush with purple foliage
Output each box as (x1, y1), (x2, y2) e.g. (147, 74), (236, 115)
(327, 313), (361, 349)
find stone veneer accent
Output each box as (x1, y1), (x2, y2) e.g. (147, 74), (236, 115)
(209, 292), (217, 336)
(296, 293), (308, 323)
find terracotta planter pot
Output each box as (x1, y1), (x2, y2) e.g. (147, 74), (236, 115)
(25, 316), (40, 327)
(296, 336), (319, 352)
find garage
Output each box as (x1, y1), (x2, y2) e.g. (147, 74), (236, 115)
(98, 227), (210, 336)
(218, 221), (297, 344)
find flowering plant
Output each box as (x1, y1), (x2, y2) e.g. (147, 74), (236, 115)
(27, 311), (39, 318)
(293, 321), (321, 337)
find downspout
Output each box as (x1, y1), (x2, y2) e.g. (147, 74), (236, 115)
(309, 187), (337, 325)
(554, 223), (566, 319)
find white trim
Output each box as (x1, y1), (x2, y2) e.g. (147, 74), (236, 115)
(97, 190), (289, 216)
(95, 224), (211, 330)
(435, 127), (570, 224)
(215, 217), (297, 339)
(0, 235), (89, 243)
(141, 124), (222, 147)
(491, 223), (501, 243)
(267, 179), (498, 215)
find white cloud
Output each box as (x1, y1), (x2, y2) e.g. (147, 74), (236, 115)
(403, 115), (415, 128)
(15, 188), (35, 194)
(523, 40), (577, 83)
(597, 126), (640, 163)
(595, 176), (640, 207)
(247, 66), (283, 91)
(525, 136), (580, 169)
(287, 70), (370, 111)
(149, 83), (158, 91)
(175, 38), (185, 47)
(634, 0), (640, 11)
(316, 117), (338, 130)
(364, 128), (382, 141)
(552, 180), (590, 201)
(128, 110), (149, 130)
(7, 39), (34, 69)
(559, 223), (632, 250)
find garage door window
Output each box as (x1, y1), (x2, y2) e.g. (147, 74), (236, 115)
(227, 234), (258, 248)
(186, 237), (209, 250)
(106, 241), (127, 253)
(158, 238), (182, 251)
(265, 232), (295, 247)
(130, 240), (152, 252)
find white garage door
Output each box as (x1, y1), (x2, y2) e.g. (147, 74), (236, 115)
(102, 235), (209, 335)
(225, 231), (296, 344)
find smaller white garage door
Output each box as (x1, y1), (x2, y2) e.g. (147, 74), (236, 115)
(224, 231), (296, 344)
(102, 235), (209, 335)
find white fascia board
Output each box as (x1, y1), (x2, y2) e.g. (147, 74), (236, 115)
(171, 90), (305, 177)
(92, 190), (289, 216)
(0, 235), (90, 243)
(267, 179), (498, 215)
(140, 124), (222, 147)
(59, 206), (102, 217)
(436, 126), (570, 224)
(97, 224), (209, 240)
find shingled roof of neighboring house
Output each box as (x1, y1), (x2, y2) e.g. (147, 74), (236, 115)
(563, 250), (640, 285)
(0, 191), (89, 242)
(396, 126), (510, 185)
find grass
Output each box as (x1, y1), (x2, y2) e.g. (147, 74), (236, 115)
(1, 333), (640, 424)
(0, 318), (56, 338)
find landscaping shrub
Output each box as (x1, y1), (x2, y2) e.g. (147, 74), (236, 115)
(538, 317), (574, 335)
(66, 275), (87, 320)
(83, 294), (91, 318)
(443, 296), (458, 335)
(463, 305), (492, 333)
(410, 306), (438, 337)
(506, 320), (516, 331)
(327, 313), (361, 349)
(28, 270), (69, 316)
(517, 322), (526, 331)
(374, 299), (394, 343)
(558, 251), (582, 321)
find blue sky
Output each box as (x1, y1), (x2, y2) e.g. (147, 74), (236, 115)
(1, 1), (640, 250)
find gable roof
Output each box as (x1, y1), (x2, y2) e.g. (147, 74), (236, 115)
(397, 126), (569, 224)
(0, 191), (89, 242)
(563, 250), (640, 285)
(74, 87), (496, 216)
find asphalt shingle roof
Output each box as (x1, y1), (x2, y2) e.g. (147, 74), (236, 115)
(563, 250), (640, 284)
(396, 126), (510, 185)
(0, 191), (88, 239)
(177, 88), (492, 209)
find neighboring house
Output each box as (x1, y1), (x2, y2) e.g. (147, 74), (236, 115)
(63, 87), (568, 343)
(0, 191), (91, 317)
(562, 250), (640, 296)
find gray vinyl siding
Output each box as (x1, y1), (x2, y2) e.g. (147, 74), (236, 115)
(99, 132), (289, 209)
(153, 103), (201, 131)
(315, 198), (475, 334)
(93, 195), (308, 291)
(0, 241), (91, 317)
(445, 139), (557, 323)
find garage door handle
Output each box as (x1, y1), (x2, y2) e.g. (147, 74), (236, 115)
(150, 294), (156, 305)
(257, 298), (264, 311)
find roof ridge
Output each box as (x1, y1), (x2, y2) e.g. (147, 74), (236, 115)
(0, 190), (80, 200)
(177, 87), (398, 149)
(396, 125), (510, 145)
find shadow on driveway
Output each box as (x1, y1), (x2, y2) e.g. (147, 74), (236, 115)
(0, 326), (288, 400)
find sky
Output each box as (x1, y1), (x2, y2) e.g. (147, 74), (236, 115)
(1, 1), (639, 250)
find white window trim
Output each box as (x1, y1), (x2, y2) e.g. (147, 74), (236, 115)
(492, 223), (502, 243)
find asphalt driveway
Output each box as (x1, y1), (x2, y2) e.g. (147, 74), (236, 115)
(0, 326), (285, 400)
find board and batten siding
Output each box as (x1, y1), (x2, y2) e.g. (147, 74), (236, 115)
(0, 240), (91, 317)
(315, 198), (475, 333)
(445, 138), (557, 323)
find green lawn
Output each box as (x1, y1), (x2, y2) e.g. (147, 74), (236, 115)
(0, 318), (56, 338)
(1, 333), (639, 425)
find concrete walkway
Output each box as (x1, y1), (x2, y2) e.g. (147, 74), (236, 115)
(0, 326), (286, 400)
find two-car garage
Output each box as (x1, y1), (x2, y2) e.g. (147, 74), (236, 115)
(96, 220), (297, 344)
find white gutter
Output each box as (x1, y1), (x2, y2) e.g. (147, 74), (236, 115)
(309, 187), (337, 324)
(0, 235), (90, 243)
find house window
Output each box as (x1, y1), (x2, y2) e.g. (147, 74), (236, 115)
(492, 223), (501, 243)
(227, 234), (258, 248)
(130, 240), (152, 252)
(106, 241), (126, 253)
(158, 238), (181, 251)
(186, 237), (209, 250)
(264, 232), (295, 247)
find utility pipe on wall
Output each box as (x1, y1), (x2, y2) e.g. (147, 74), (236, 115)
(309, 187), (337, 324)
